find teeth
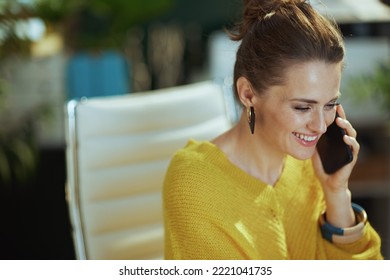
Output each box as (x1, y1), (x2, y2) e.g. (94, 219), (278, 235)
(293, 133), (318, 142)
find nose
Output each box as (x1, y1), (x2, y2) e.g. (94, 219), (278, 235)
(308, 110), (328, 134)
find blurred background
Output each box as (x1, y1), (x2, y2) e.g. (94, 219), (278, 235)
(0, 0), (389, 259)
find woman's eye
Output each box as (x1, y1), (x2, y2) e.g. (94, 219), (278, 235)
(324, 103), (339, 110)
(294, 106), (311, 112)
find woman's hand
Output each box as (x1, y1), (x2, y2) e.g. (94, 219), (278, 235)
(312, 105), (360, 227)
(312, 104), (359, 192)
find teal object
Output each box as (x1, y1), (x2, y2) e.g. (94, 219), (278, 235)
(66, 51), (130, 100)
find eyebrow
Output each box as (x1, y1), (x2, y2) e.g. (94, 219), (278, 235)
(289, 96), (340, 104)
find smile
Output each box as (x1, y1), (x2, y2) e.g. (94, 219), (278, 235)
(292, 132), (319, 145)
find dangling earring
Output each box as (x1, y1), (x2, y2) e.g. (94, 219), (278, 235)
(247, 106), (255, 134)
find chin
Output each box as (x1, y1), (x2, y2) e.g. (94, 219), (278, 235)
(289, 149), (316, 161)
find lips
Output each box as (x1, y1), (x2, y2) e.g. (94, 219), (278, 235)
(292, 132), (319, 147)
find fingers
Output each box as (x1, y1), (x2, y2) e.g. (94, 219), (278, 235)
(344, 134), (360, 157)
(335, 106), (360, 161)
(336, 104), (346, 119)
(336, 117), (357, 138)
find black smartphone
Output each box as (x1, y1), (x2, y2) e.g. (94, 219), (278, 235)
(316, 113), (353, 174)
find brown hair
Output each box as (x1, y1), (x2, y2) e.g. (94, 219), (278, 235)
(228, 0), (345, 97)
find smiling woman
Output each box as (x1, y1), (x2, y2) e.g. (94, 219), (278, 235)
(163, 0), (383, 260)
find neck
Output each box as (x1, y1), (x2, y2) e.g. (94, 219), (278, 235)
(214, 113), (286, 186)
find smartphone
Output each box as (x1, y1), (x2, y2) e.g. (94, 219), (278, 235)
(316, 113), (353, 174)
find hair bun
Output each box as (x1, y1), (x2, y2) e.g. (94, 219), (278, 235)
(229, 0), (306, 41)
(245, 0), (306, 19)
(243, 0), (279, 21)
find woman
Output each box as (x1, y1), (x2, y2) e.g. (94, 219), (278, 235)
(163, 0), (383, 259)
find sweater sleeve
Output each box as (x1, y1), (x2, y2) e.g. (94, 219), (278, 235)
(317, 220), (383, 260)
(164, 205), (248, 260)
(306, 173), (384, 259)
(163, 152), (248, 260)
(297, 159), (383, 260)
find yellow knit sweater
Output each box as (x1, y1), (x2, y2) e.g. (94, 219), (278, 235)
(163, 140), (383, 260)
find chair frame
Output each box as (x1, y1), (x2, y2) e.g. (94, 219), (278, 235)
(65, 99), (88, 259)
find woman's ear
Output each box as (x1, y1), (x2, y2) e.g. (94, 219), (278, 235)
(236, 77), (255, 107)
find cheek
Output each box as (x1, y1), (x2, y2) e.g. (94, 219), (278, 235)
(325, 111), (337, 126)
(270, 112), (302, 134)
(279, 112), (304, 129)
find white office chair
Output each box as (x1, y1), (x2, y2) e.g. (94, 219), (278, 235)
(65, 81), (233, 259)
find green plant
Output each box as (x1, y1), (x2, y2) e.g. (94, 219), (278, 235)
(0, 79), (51, 187)
(345, 61), (390, 116)
(1, 0), (175, 54)
(0, 1), (34, 58)
(0, 116), (38, 186)
(33, 0), (175, 51)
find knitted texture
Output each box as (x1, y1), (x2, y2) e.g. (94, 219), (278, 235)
(163, 140), (383, 260)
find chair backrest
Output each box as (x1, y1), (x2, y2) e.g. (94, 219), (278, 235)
(65, 81), (233, 259)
